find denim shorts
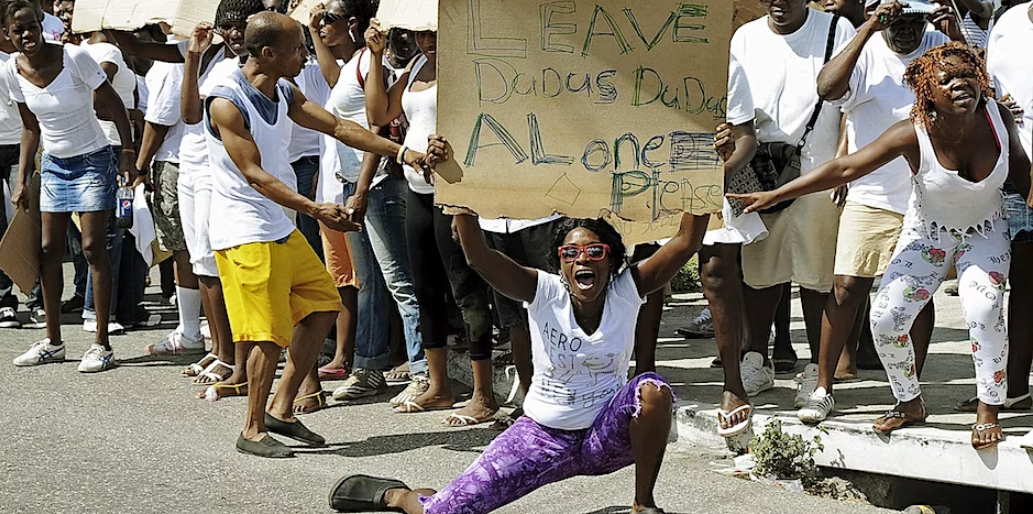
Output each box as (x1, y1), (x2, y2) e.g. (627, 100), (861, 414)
(1004, 192), (1033, 244)
(40, 146), (117, 213)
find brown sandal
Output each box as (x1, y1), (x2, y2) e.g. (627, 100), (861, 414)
(873, 410), (926, 433)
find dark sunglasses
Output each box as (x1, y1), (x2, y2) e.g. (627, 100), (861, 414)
(558, 244), (610, 263)
(322, 11), (350, 24)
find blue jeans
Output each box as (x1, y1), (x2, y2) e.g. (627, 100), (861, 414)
(345, 176), (426, 374)
(0, 144), (20, 309)
(291, 156), (324, 261)
(83, 146), (125, 322)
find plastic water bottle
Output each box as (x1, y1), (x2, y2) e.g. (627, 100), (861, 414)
(116, 183), (133, 229)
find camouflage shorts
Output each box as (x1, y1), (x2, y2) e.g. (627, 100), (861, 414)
(151, 161), (186, 252)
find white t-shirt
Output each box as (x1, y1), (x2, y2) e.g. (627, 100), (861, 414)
(0, 52), (22, 146)
(401, 55), (436, 195)
(288, 58), (329, 163)
(80, 41), (136, 147)
(177, 41), (235, 173)
(144, 60), (186, 163)
(730, 9), (854, 175)
(205, 70), (297, 250)
(988, 3), (1033, 159)
(328, 50), (376, 184)
(5, 43), (108, 158)
(836, 31), (950, 214)
(523, 269), (646, 431)
(136, 74), (148, 114)
(42, 13), (63, 43)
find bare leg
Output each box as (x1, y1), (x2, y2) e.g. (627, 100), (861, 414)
(267, 310), (338, 421)
(836, 297), (867, 381)
(509, 324), (532, 396)
(200, 276), (233, 365)
(173, 250), (198, 289)
(40, 213), (70, 345)
(80, 211), (112, 349)
(325, 286), (357, 370)
(384, 488), (437, 514)
(799, 287), (830, 365)
(241, 341), (276, 442)
(700, 244), (750, 428)
(633, 289), (664, 375)
(910, 301), (935, 379)
(445, 358), (500, 425)
(772, 285), (794, 360)
(631, 383), (674, 512)
(816, 276), (874, 392)
(399, 346), (456, 412)
(744, 283), (784, 364)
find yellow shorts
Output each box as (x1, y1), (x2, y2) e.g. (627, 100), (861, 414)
(215, 230), (343, 348)
(834, 202), (905, 278)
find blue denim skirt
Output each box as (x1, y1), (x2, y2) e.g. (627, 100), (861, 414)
(40, 146), (117, 213)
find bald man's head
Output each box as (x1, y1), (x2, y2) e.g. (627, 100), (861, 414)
(243, 12), (308, 78)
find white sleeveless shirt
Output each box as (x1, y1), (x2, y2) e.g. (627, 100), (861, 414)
(906, 100), (1008, 241)
(204, 70), (297, 250)
(401, 55), (436, 195)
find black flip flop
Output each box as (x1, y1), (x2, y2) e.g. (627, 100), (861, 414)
(329, 475), (410, 512)
(265, 413), (326, 447)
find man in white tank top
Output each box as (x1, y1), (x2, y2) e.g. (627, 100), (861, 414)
(203, 12), (432, 458)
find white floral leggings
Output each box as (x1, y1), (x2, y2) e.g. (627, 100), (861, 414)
(870, 219), (1011, 406)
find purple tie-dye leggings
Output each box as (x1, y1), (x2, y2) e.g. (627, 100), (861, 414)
(418, 372), (672, 514)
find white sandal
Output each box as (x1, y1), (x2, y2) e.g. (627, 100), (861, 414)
(716, 404), (753, 437)
(193, 360), (233, 386)
(182, 353), (217, 377)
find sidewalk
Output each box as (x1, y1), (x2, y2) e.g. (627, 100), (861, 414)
(451, 287), (1033, 495)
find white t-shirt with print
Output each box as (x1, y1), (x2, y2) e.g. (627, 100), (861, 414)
(145, 60), (186, 163)
(523, 269), (645, 431)
(837, 31), (950, 214)
(80, 41), (137, 147)
(0, 52), (22, 146)
(42, 12), (63, 42)
(988, 3), (1033, 159)
(730, 9), (855, 175)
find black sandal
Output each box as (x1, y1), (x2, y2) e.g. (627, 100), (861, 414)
(264, 413), (326, 447)
(329, 475), (410, 512)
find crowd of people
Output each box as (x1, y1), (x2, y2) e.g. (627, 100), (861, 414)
(1, 0), (1032, 512)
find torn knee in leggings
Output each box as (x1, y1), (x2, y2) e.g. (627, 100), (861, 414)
(632, 373), (673, 418)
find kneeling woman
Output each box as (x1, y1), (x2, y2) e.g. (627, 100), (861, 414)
(329, 209), (709, 513)
(731, 42), (1031, 450)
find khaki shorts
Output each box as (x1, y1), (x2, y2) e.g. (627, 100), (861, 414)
(151, 161), (186, 252)
(215, 230), (343, 348)
(742, 193), (841, 293)
(834, 202), (904, 278)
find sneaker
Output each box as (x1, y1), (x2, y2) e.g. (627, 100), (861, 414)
(13, 338), (66, 366)
(77, 344), (116, 373)
(147, 330), (205, 355)
(741, 352), (774, 397)
(390, 373), (429, 406)
(29, 307), (45, 326)
(675, 307), (714, 339)
(0, 307), (20, 328)
(794, 363), (820, 408)
(129, 313), (163, 329)
(82, 320), (126, 334)
(331, 368), (387, 401)
(797, 387), (835, 423)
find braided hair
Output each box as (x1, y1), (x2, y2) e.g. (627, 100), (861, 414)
(326, 0), (378, 37)
(549, 218), (627, 277)
(903, 41), (993, 129)
(215, 0), (266, 27)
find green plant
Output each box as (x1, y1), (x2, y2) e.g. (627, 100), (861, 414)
(669, 255), (700, 293)
(749, 419), (825, 486)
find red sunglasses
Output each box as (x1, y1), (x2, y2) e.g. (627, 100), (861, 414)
(558, 244), (610, 263)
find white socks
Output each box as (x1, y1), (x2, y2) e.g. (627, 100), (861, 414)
(176, 285), (203, 341)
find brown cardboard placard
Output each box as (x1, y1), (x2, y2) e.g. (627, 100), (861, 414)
(0, 173), (41, 294)
(733, 0), (769, 30)
(70, 0), (218, 38)
(377, 0), (437, 31)
(435, 0), (731, 226)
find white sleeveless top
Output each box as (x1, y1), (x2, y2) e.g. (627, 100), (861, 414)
(906, 100), (1008, 241)
(204, 70), (297, 250)
(401, 55), (437, 195)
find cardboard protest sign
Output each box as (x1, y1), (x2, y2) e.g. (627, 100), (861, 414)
(71, 0), (218, 38)
(435, 0), (733, 226)
(377, 0), (437, 31)
(0, 173), (41, 294)
(734, 0), (768, 29)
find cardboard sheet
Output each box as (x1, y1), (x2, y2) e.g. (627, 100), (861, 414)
(290, 0), (323, 24)
(435, 0), (733, 227)
(733, 0), (768, 29)
(71, 0), (218, 38)
(377, 0), (437, 31)
(0, 173), (41, 294)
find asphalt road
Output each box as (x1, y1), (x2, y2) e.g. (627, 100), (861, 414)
(0, 276), (892, 514)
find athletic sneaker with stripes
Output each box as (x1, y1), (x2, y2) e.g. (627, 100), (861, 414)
(332, 368), (387, 401)
(13, 338), (66, 367)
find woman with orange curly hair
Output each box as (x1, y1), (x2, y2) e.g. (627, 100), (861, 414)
(731, 41), (1032, 451)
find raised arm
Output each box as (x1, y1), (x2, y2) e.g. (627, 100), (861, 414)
(181, 24), (214, 125)
(307, 5), (342, 87)
(111, 31), (185, 64)
(958, 0), (994, 23)
(817, 2), (897, 101)
(454, 212), (539, 303)
(10, 103), (39, 211)
(363, 22), (407, 126)
(730, 120), (918, 213)
(208, 97), (359, 232)
(629, 213), (710, 297)
(997, 102), (1033, 200)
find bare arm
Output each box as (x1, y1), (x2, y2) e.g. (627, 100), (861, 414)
(817, 18), (883, 101)
(307, 6), (341, 87)
(723, 121), (757, 180)
(363, 23), (408, 126)
(454, 213), (539, 303)
(958, 0), (994, 21)
(135, 122), (171, 172)
(111, 31), (185, 64)
(208, 98), (359, 232)
(181, 24), (214, 125)
(10, 103), (39, 211)
(997, 102), (1032, 200)
(630, 213), (710, 296)
(95, 81), (137, 180)
(92, 61), (119, 121)
(730, 120), (917, 213)
(343, 124), (385, 223)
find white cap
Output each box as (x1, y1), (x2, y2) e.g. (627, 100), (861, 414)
(881, 0), (938, 15)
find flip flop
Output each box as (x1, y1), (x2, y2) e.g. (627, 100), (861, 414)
(716, 404), (753, 437)
(384, 365), (411, 384)
(193, 360), (233, 386)
(318, 367), (349, 381)
(955, 393), (1032, 413)
(873, 410), (926, 434)
(182, 353), (217, 377)
(972, 422), (1004, 450)
(328, 475), (409, 512)
(201, 382), (249, 402)
(395, 401), (426, 413)
(443, 412), (495, 427)
(294, 391), (328, 415)
(265, 413), (326, 447)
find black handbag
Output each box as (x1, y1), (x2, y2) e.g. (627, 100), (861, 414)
(731, 14), (841, 215)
